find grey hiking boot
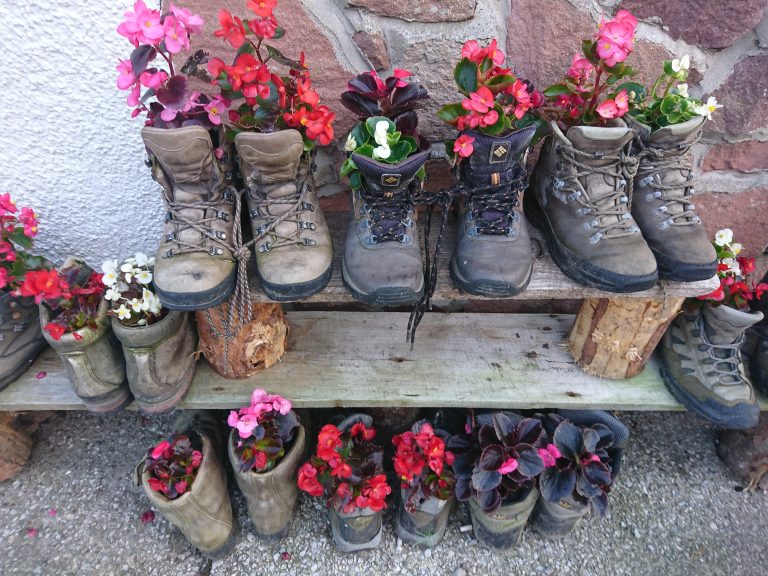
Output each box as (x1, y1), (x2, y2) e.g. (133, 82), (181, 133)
(451, 126), (536, 297)
(528, 121), (658, 292)
(236, 130), (333, 301)
(342, 151), (430, 306)
(746, 288), (768, 396)
(0, 293), (47, 392)
(661, 304), (763, 429)
(142, 126), (237, 311)
(626, 115), (717, 281)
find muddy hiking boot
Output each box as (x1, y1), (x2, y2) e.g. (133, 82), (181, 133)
(236, 130), (333, 301)
(342, 151), (430, 306)
(626, 115), (716, 281)
(662, 304), (764, 429)
(528, 121), (657, 292)
(142, 126), (237, 311)
(0, 293), (47, 392)
(452, 126), (537, 297)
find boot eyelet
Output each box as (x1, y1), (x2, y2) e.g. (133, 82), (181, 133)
(258, 243), (272, 253)
(302, 238), (317, 246)
(639, 176), (653, 187)
(589, 232), (603, 244)
(163, 249), (174, 258)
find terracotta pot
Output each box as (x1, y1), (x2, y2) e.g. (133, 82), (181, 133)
(468, 485), (538, 550)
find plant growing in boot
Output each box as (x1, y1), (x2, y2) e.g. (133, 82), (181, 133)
(227, 388), (299, 473)
(144, 432), (204, 499)
(101, 253), (165, 327)
(116, 1), (220, 129)
(0, 194), (45, 291)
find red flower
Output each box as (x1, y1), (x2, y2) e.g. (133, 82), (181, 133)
(317, 424), (342, 461)
(738, 256), (756, 275)
(297, 77), (319, 108)
(214, 10), (246, 49)
(304, 107), (335, 146)
(151, 440), (173, 460)
(330, 460), (352, 478)
(19, 270), (69, 304)
(362, 474), (391, 512)
(175, 480), (188, 495)
(298, 462), (324, 497)
(247, 0), (277, 18)
(462, 86), (495, 114)
(351, 421), (376, 441)
(43, 322), (66, 341)
(453, 134), (475, 158)
(250, 14), (278, 39)
(147, 477), (165, 493)
(336, 482), (351, 499)
(226, 54), (270, 91)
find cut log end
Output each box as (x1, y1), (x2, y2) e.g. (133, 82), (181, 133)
(0, 411), (55, 481)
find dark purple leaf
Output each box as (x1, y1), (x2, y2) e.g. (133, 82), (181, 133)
(347, 73), (379, 96)
(583, 461), (612, 487)
(385, 75), (399, 93)
(472, 468), (502, 492)
(340, 91), (381, 118)
(391, 83), (429, 108)
(156, 75), (188, 109)
(592, 423), (615, 450)
(130, 45), (157, 77)
(276, 411), (299, 441)
(515, 444), (544, 478)
(591, 491), (609, 517)
(492, 413), (515, 442)
(582, 428), (600, 453)
(451, 453), (474, 477)
(476, 489), (501, 513)
(478, 425), (499, 446)
(393, 111), (418, 136)
(576, 472), (602, 498)
(539, 467), (576, 502)
(553, 422), (582, 460)
(608, 448), (623, 480)
(478, 445), (504, 471)
(454, 476), (471, 501)
(515, 418), (544, 447)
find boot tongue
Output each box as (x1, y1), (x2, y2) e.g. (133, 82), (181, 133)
(703, 304), (764, 345)
(565, 125), (633, 163)
(648, 116), (704, 149)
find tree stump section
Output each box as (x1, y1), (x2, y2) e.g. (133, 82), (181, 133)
(196, 301), (288, 380)
(568, 297), (684, 380)
(0, 411), (56, 481)
(718, 414), (768, 491)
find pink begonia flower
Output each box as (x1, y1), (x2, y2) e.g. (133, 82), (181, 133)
(205, 99), (224, 125)
(614, 89), (629, 116)
(35, 371), (47, 379)
(392, 68), (411, 88)
(127, 84), (141, 108)
(596, 98), (619, 119)
(235, 413), (260, 439)
(139, 69), (168, 90)
(0, 193), (17, 213)
(117, 0), (165, 46)
(116, 60), (136, 90)
(26, 528), (37, 537)
(170, 4), (204, 36)
(595, 39), (627, 67)
(0, 268), (10, 290)
(462, 86), (495, 114)
(163, 15), (190, 54)
(227, 410), (241, 428)
(612, 10), (638, 32)
(270, 395), (292, 415)
(19, 207), (38, 237)
(367, 70), (387, 96)
(251, 388), (269, 404)
(582, 453), (601, 466)
(175, 480), (188, 495)
(538, 444), (561, 468)
(567, 53), (595, 83)
(497, 457), (519, 475)
(151, 440), (171, 460)
(461, 40), (482, 61)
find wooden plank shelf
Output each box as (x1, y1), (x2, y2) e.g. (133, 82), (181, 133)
(247, 212), (719, 304)
(3, 312), (761, 412)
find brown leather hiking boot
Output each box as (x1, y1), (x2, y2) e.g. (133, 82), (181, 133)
(236, 130), (333, 301)
(528, 121), (657, 292)
(626, 115), (717, 281)
(142, 126), (237, 310)
(0, 293), (47, 392)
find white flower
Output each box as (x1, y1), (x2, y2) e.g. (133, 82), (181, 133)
(130, 298), (142, 313)
(148, 295), (162, 315)
(671, 55), (690, 73)
(137, 319), (147, 326)
(102, 270), (118, 286)
(714, 228), (733, 246)
(373, 145), (391, 160)
(721, 257), (741, 276)
(101, 260), (118, 275)
(344, 133), (358, 152)
(120, 262), (134, 274)
(147, 257), (156, 266)
(675, 83), (689, 98)
(124, 272), (133, 283)
(135, 270), (153, 285)
(694, 96), (723, 119)
(117, 304), (131, 321)
(134, 252), (150, 267)
(140, 288), (154, 311)
(373, 120), (390, 146)
(731, 242), (743, 255)
(105, 288), (121, 302)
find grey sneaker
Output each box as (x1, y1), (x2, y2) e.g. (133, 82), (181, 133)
(626, 115), (717, 281)
(528, 121), (658, 292)
(0, 293), (47, 391)
(661, 304), (763, 429)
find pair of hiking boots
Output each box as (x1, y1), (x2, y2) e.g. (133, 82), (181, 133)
(141, 126), (332, 310)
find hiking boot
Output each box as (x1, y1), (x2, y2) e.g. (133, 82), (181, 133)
(236, 130), (333, 301)
(661, 304), (763, 429)
(451, 126), (536, 297)
(342, 151), (429, 306)
(528, 121), (657, 292)
(142, 126), (237, 311)
(0, 293), (47, 392)
(746, 290), (768, 396)
(626, 115), (716, 281)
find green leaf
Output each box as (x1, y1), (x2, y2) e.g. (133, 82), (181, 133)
(663, 60), (675, 75)
(543, 84), (571, 97)
(605, 62), (626, 77)
(660, 95), (678, 115)
(9, 230), (33, 250)
(236, 41), (255, 57)
(479, 57), (494, 77)
(356, 143), (375, 158)
(436, 103), (465, 124)
(415, 165), (426, 181)
(401, 135), (418, 154)
(265, 44), (304, 69)
(582, 40), (600, 66)
(454, 58), (478, 94)
(350, 122), (368, 149)
(272, 27), (286, 40)
(388, 141), (412, 163)
(485, 74), (516, 93)
(444, 139), (456, 159)
(365, 116), (395, 138)
(349, 171), (363, 190)
(340, 157), (358, 178)
(614, 82), (646, 102)
(386, 130), (403, 146)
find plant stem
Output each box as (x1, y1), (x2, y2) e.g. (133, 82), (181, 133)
(159, 49), (175, 76)
(583, 67), (603, 122)
(650, 73), (665, 101)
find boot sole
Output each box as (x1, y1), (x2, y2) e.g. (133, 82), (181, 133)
(652, 248), (718, 282)
(341, 260), (423, 306)
(156, 268), (236, 311)
(524, 190), (658, 293)
(449, 255), (533, 298)
(660, 362), (759, 429)
(0, 338), (49, 392)
(81, 385), (133, 415)
(258, 264), (332, 302)
(135, 375), (193, 415)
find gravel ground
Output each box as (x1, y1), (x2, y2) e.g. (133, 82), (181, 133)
(1, 410), (767, 576)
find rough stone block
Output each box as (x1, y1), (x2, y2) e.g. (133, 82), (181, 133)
(702, 141), (768, 173)
(710, 56), (768, 136)
(353, 31), (391, 71)
(347, 0), (477, 22)
(696, 189), (768, 258)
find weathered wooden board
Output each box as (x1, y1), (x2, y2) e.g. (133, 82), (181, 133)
(247, 212), (719, 304)
(3, 312), (760, 412)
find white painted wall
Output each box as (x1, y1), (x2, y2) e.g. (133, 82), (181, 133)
(0, 1), (165, 268)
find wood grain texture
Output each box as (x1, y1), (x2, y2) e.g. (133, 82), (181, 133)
(0, 412), (33, 481)
(5, 312), (764, 412)
(247, 212), (720, 304)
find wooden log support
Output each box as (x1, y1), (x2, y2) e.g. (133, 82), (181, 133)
(718, 414), (768, 491)
(568, 297), (685, 380)
(0, 411), (55, 481)
(195, 301), (288, 380)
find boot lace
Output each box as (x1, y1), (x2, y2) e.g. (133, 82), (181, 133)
(467, 171), (528, 236)
(359, 186), (414, 245)
(162, 191), (236, 259)
(636, 142), (699, 228)
(696, 321), (745, 385)
(554, 143), (639, 244)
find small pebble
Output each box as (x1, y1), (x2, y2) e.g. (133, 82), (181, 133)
(460, 524), (473, 533)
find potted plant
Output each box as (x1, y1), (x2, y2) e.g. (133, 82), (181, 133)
(208, 0), (335, 302)
(298, 414), (391, 552)
(437, 39), (543, 298)
(531, 414), (618, 538)
(24, 257), (130, 413)
(447, 412), (545, 550)
(226, 388), (304, 540)
(626, 55), (722, 281)
(661, 230), (767, 429)
(137, 411), (234, 558)
(392, 419), (455, 547)
(102, 253), (197, 413)
(338, 69), (431, 307)
(528, 10), (660, 293)
(0, 194), (48, 391)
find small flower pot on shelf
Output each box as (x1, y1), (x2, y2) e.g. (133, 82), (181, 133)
(227, 389), (305, 540)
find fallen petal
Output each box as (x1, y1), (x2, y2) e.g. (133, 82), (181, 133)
(35, 371), (47, 380)
(47, 508), (57, 517)
(140, 510), (155, 524)
(26, 527), (38, 537)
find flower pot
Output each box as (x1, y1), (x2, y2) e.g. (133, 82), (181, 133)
(468, 485), (538, 550)
(530, 493), (590, 538)
(138, 434), (235, 559)
(330, 506), (383, 553)
(40, 298), (130, 413)
(111, 310), (197, 414)
(227, 423), (306, 540)
(395, 489), (453, 547)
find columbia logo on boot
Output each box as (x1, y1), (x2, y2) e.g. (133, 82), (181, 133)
(382, 174), (402, 186)
(490, 142), (510, 163)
